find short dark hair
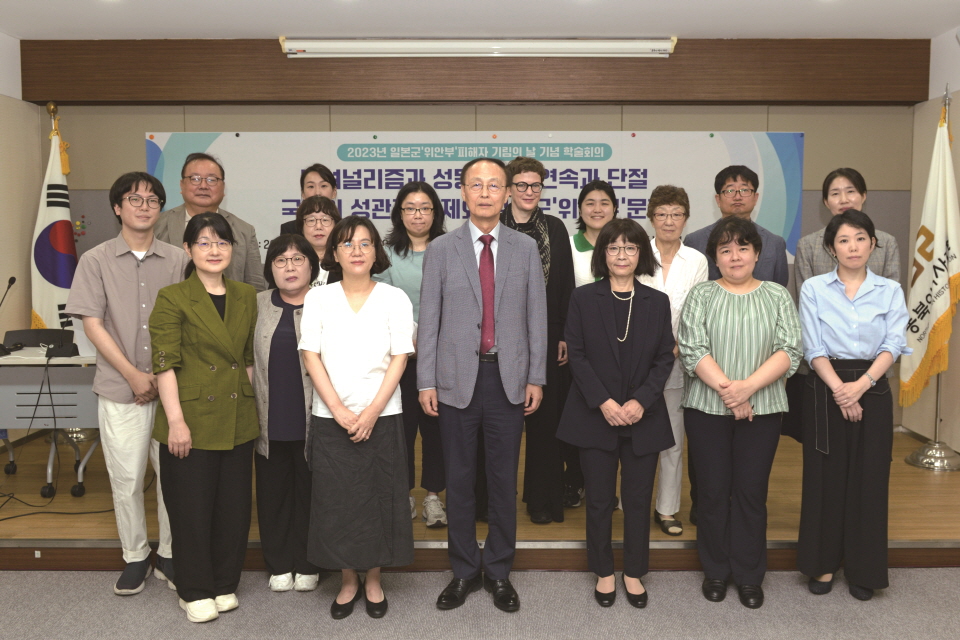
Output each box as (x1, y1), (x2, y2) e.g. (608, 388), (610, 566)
(295, 196), (341, 235)
(823, 209), (880, 253)
(714, 165), (759, 194)
(590, 218), (658, 279)
(505, 156), (546, 183)
(385, 182), (446, 257)
(705, 216), (762, 264)
(183, 212), (237, 279)
(320, 216), (391, 276)
(461, 157), (508, 185)
(300, 163), (337, 192)
(109, 172), (166, 226)
(647, 184), (690, 219)
(263, 233), (321, 289)
(181, 152), (225, 180)
(576, 180), (620, 231)
(821, 168), (867, 202)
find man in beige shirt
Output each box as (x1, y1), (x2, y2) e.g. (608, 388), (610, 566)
(154, 152), (267, 291)
(66, 171), (189, 596)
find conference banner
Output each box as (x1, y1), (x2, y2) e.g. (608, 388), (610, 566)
(146, 131), (804, 258)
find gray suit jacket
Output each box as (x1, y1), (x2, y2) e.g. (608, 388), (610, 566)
(155, 204), (267, 292)
(684, 218), (789, 286)
(417, 222), (548, 409)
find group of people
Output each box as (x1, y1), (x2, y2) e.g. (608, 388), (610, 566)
(63, 150), (909, 622)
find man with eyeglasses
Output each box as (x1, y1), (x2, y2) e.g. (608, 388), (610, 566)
(155, 152), (267, 291)
(281, 163), (339, 236)
(419, 157), (547, 613)
(66, 172), (189, 596)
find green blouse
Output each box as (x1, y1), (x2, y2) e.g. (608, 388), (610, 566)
(678, 280), (802, 416)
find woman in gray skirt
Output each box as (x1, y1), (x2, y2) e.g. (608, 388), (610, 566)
(299, 216), (415, 619)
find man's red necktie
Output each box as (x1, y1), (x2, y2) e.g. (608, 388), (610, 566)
(479, 234), (495, 354)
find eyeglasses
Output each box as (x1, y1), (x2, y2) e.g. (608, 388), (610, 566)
(719, 188), (756, 198)
(605, 245), (639, 256)
(653, 212), (686, 221)
(194, 240), (231, 252)
(402, 206), (434, 217)
(123, 195), (162, 209)
(512, 182), (543, 193)
(466, 182), (504, 194)
(339, 241), (373, 254)
(273, 255), (307, 268)
(303, 216), (336, 228)
(184, 175), (224, 186)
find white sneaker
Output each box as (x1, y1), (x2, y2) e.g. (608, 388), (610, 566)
(294, 573), (319, 592)
(179, 598), (219, 623)
(422, 495), (448, 528)
(214, 593), (239, 612)
(410, 495), (417, 520)
(269, 572), (294, 592)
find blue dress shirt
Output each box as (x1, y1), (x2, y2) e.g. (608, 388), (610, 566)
(799, 267), (911, 366)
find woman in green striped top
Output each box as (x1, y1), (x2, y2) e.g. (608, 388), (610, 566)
(678, 216), (801, 610)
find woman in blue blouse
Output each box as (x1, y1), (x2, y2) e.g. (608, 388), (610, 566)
(797, 210), (910, 602)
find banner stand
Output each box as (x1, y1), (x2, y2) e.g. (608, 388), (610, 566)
(905, 373), (960, 471)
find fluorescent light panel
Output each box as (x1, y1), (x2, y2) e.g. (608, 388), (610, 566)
(280, 37), (677, 58)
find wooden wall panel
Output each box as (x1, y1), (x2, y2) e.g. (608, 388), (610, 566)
(21, 39), (929, 106)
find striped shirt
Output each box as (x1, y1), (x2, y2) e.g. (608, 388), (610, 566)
(679, 280), (802, 416)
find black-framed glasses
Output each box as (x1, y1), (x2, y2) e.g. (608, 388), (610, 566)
(184, 175), (224, 186)
(339, 241), (373, 254)
(402, 206), (434, 216)
(512, 182), (543, 193)
(605, 244), (639, 256)
(123, 195), (162, 209)
(273, 255), (307, 268)
(653, 212), (686, 221)
(303, 215), (336, 228)
(719, 188), (755, 198)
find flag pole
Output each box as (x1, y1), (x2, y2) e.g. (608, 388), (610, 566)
(46, 101), (57, 129)
(905, 86), (960, 471)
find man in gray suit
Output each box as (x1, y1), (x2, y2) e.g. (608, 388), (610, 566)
(154, 152), (267, 291)
(418, 157), (547, 613)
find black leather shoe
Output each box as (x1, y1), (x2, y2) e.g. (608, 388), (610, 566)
(529, 510), (553, 524)
(484, 575), (520, 612)
(808, 575), (834, 595)
(594, 576), (616, 607)
(330, 580), (363, 619)
(436, 575), (482, 610)
(701, 578), (727, 602)
(848, 583), (874, 601)
(622, 574), (648, 608)
(365, 590), (388, 618)
(475, 510), (489, 523)
(738, 584), (764, 609)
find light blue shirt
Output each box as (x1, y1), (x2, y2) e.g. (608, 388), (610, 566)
(468, 220), (500, 268)
(799, 267), (912, 366)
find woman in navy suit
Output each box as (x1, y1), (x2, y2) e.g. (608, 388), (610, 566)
(557, 218), (676, 609)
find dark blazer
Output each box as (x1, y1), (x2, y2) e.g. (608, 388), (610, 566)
(150, 271), (259, 450)
(279, 219), (298, 236)
(557, 280), (676, 457)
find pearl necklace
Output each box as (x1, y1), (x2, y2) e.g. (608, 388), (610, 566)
(611, 288), (635, 342)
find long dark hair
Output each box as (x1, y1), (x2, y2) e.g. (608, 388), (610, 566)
(183, 212), (236, 279)
(385, 182), (446, 257)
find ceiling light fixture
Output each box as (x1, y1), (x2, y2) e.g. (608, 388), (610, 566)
(279, 37), (677, 58)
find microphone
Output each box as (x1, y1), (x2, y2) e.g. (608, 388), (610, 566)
(0, 277), (16, 357)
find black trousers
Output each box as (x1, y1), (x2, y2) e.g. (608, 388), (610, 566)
(580, 437), (658, 578)
(522, 340), (569, 521)
(160, 439), (254, 602)
(254, 440), (319, 577)
(684, 409), (781, 586)
(797, 362), (893, 590)
(399, 358), (445, 493)
(439, 361), (524, 581)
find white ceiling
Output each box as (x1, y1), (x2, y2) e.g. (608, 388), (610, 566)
(1, 0), (959, 40)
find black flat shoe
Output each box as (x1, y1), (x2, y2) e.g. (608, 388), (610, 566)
(483, 575), (520, 612)
(330, 580), (363, 619)
(654, 512), (683, 536)
(808, 575), (834, 595)
(622, 574), (648, 609)
(738, 584), (764, 609)
(365, 588), (388, 618)
(529, 510), (553, 525)
(848, 583), (874, 601)
(436, 574), (482, 610)
(594, 577), (616, 607)
(702, 578), (727, 602)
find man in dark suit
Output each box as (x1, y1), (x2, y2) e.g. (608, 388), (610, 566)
(279, 163), (339, 236)
(418, 157), (548, 613)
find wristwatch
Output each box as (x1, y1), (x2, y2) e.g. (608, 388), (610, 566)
(864, 372), (877, 387)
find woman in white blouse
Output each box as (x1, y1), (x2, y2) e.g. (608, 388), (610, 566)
(299, 216), (415, 620)
(638, 185), (708, 537)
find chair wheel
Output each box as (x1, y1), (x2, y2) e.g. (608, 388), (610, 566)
(40, 484), (56, 498)
(71, 483), (85, 497)
(74, 460), (81, 472)
(3, 462), (15, 475)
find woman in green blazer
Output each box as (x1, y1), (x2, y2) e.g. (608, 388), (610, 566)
(150, 212), (259, 624)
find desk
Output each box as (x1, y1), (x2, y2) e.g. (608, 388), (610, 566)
(0, 348), (98, 497)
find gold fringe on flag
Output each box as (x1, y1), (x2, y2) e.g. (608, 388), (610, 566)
(49, 115), (71, 175)
(899, 271), (960, 406)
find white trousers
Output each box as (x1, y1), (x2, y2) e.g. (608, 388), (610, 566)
(98, 396), (171, 562)
(655, 388), (685, 517)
